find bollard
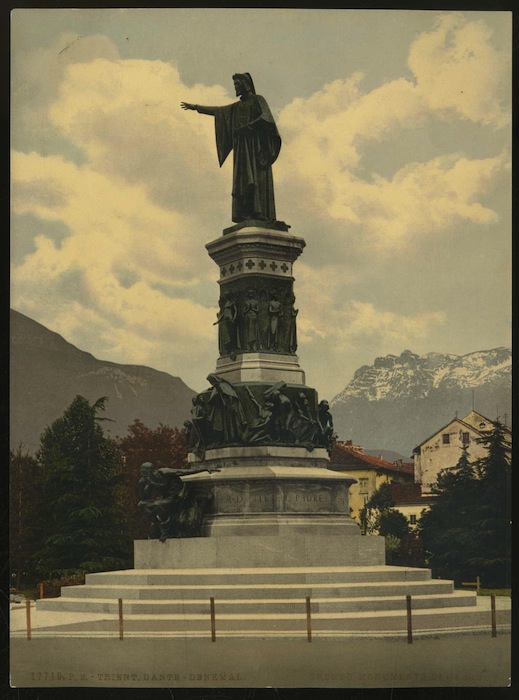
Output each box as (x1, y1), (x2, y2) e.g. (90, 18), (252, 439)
(25, 599), (31, 641)
(306, 596), (312, 642)
(476, 576), (480, 596)
(39, 583), (44, 600)
(406, 595), (413, 644)
(490, 593), (497, 638)
(210, 597), (216, 642)
(118, 598), (124, 640)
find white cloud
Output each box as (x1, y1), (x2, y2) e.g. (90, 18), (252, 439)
(409, 13), (511, 127)
(294, 262), (445, 349)
(11, 149), (218, 389)
(48, 58), (231, 214)
(276, 14), (509, 252)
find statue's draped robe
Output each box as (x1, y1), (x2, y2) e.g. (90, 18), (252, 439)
(214, 94), (281, 223)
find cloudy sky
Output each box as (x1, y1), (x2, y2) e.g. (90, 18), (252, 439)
(11, 8), (511, 401)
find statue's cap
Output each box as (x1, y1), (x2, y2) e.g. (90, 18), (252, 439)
(233, 72), (256, 94)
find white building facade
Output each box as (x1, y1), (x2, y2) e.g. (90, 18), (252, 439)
(413, 410), (509, 495)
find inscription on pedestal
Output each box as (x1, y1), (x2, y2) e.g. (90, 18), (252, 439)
(284, 483), (334, 513)
(210, 478), (351, 518)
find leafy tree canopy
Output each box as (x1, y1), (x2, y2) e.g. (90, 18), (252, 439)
(115, 419), (189, 540)
(419, 422), (511, 587)
(32, 395), (131, 580)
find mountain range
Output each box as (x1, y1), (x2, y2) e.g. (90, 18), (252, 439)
(10, 310), (511, 457)
(330, 348), (511, 456)
(10, 309), (196, 453)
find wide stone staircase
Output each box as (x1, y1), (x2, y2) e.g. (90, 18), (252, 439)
(33, 565), (509, 637)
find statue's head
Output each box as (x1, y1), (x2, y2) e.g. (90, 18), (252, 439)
(140, 462), (155, 476)
(319, 400), (329, 410)
(233, 73), (255, 96)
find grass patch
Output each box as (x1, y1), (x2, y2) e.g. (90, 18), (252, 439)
(478, 588), (511, 597)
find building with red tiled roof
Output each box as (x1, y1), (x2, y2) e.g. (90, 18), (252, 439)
(387, 482), (435, 527)
(329, 440), (414, 522)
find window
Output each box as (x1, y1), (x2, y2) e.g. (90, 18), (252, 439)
(462, 432), (470, 445)
(409, 514), (417, 525)
(442, 433), (450, 445)
(359, 478), (369, 495)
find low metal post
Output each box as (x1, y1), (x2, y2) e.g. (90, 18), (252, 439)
(406, 595), (413, 644)
(476, 576), (480, 596)
(306, 596), (312, 642)
(490, 593), (497, 638)
(118, 598), (124, 640)
(39, 583), (44, 600)
(25, 599), (31, 641)
(210, 597), (216, 642)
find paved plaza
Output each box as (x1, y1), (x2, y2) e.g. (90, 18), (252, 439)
(10, 595), (511, 689)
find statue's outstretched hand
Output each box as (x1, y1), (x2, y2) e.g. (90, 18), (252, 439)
(181, 102), (196, 111)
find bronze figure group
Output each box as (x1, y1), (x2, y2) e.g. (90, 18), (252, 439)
(184, 376), (334, 457)
(215, 286), (298, 358)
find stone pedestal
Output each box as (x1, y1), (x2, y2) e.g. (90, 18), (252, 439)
(183, 453), (358, 537)
(177, 224), (360, 541)
(134, 531), (385, 569)
(214, 353), (305, 384)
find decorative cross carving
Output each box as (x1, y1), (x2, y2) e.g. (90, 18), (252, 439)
(280, 263), (289, 273)
(270, 261), (278, 271)
(221, 267), (227, 277)
(258, 260), (267, 270)
(245, 259), (256, 270)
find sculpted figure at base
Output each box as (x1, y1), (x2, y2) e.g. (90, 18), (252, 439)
(186, 395), (210, 460)
(292, 392), (318, 449)
(206, 373), (246, 444)
(137, 462), (219, 541)
(214, 290), (239, 359)
(241, 386), (272, 443)
(318, 400), (335, 455)
(286, 293), (298, 353)
(181, 73), (281, 224)
(242, 288), (260, 351)
(268, 292), (283, 351)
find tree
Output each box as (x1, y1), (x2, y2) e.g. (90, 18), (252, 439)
(359, 482), (414, 564)
(115, 419), (189, 540)
(32, 396), (131, 579)
(378, 509), (410, 540)
(471, 420), (511, 587)
(359, 482), (395, 535)
(419, 443), (485, 585)
(9, 446), (42, 588)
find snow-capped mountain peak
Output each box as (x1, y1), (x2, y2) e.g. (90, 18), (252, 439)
(332, 348), (511, 404)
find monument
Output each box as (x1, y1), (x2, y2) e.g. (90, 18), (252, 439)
(137, 73), (366, 562)
(33, 74), (506, 645)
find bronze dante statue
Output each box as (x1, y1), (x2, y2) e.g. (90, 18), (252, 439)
(181, 73), (281, 223)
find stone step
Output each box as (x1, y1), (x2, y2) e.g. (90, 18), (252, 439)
(85, 565), (431, 587)
(59, 578), (452, 601)
(37, 591), (475, 615)
(30, 606), (510, 634)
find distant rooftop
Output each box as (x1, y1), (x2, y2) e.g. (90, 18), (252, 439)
(331, 441), (414, 476)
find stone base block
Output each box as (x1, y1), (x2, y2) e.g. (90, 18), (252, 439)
(181, 464), (358, 537)
(134, 532), (385, 569)
(214, 353), (305, 384)
(187, 445), (330, 468)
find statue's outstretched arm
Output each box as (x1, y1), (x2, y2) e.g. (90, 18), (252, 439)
(181, 102), (218, 116)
